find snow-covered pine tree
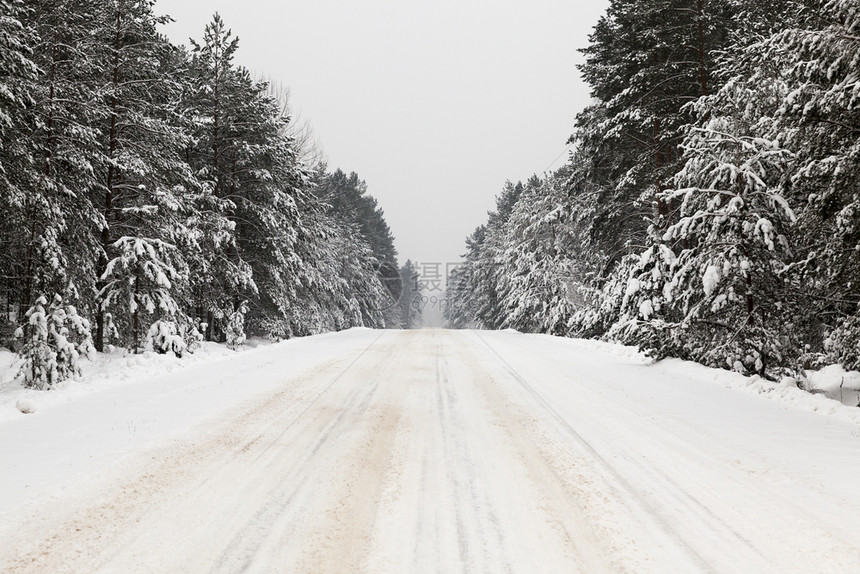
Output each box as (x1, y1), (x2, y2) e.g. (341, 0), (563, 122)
(15, 294), (95, 388)
(562, 0), (741, 340)
(573, 0), (730, 257)
(398, 260), (423, 329)
(607, 227), (678, 349)
(476, 181), (524, 329)
(315, 170), (399, 283)
(224, 300), (248, 350)
(0, 0), (38, 345)
(91, 0), (198, 351)
(216, 70), (312, 338)
(15, 0), (106, 317)
(145, 319), (186, 357)
(444, 227), (484, 329)
(184, 14), (258, 340)
(497, 175), (579, 335)
(100, 236), (184, 353)
(330, 222), (390, 330)
(268, 198), (335, 337)
(311, 168), (401, 328)
(655, 89), (798, 375)
(756, 0), (860, 369)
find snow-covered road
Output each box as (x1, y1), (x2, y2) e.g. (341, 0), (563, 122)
(3, 329), (860, 573)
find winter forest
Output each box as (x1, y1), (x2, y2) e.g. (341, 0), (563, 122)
(0, 1), (423, 387)
(447, 0), (860, 381)
(3, 0), (860, 389)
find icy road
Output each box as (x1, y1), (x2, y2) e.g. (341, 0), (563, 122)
(2, 329), (860, 573)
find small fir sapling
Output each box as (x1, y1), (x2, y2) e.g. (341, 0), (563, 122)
(225, 302), (249, 350)
(15, 295), (95, 389)
(145, 320), (187, 357)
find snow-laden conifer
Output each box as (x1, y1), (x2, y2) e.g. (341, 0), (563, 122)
(15, 295), (94, 388)
(653, 95), (798, 374)
(100, 237), (184, 353)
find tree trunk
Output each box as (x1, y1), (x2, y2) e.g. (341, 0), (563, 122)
(206, 310), (214, 342)
(23, 36), (58, 310)
(96, 3), (123, 352)
(133, 264), (140, 353)
(212, 42), (220, 197)
(696, 0), (709, 97)
(654, 118), (667, 219)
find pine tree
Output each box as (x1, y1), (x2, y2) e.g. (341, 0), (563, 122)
(563, 0), (739, 339)
(573, 0), (731, 254)
(497, 175), (578, 335)
(220, 73), (310, 338)
(653, 92), (798, 375)
(100, 237), (185, 353)
(315, 169), (398, 266)
(445, 227), (485, 329)
(15, 294), (95, 388)
(16, 0), (106, 317)
(761, 0), (860, 368)
(0, 0), (38, 345)
(398, 260), (423, 329)
(184, 14), (257, 339)
(91, 0), (197, 351)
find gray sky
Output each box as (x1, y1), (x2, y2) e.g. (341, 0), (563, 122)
(153, 0), (607, 271)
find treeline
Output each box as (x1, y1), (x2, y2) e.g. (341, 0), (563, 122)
(447, 0), (860, 378)
(0, 1), (413, 386)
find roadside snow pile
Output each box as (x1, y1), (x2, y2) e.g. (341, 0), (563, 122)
(15, 398), (37, 414)
(0, 339), (271, 423)
(806, 365), (860, 408)
(564, 336), (650, 365)
(560, 334), (860, 424)
(652, 357), (860, 426)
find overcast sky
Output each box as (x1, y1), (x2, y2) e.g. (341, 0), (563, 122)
(153, 0), (608, 271)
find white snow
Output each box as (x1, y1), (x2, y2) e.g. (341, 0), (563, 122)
(702, 263), (721, 296)
(625, 276), (640, 298)
(638, 298), (654, 320)
(15, 398), (37, 414)
(806, 363), (860, 407)
(2, 329), (860, 573)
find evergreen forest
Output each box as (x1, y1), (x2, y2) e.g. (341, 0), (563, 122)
(447, 0), (860, 380)
(0, 2), (420, 387)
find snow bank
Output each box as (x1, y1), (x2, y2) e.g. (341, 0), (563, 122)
(650, 358), (860, 426)
(0, 339), (269, 423)
(806, 364), (860, 407)
(524, 331), (860, 426)
(0, 328), (380, 531)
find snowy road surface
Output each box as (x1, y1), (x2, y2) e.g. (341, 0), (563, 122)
(3, 329), (860, 573)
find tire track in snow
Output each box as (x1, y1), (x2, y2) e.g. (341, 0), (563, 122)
(474, 331), (860, 573)
(514, 335), (860, 572)
(457, 335), (614, 573)
(368, 330), (601, 573)
(1, 332), (391, 573)
(209, 332), (402, 573)
(472, 330), (717, 573)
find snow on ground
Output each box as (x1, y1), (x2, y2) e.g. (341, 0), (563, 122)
(0, 329), (380, 530)
(2, 329), (860, 573)
(806, 364), (860, 408)
(556, 334), (860, 425)
(0, 341), (238, 422)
